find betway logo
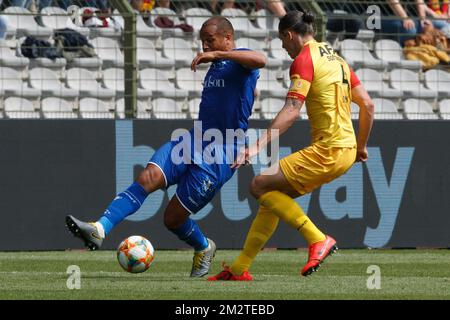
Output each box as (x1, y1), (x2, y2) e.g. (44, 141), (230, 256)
(115, 121), (415, 248)
(204, 76), (225, 88)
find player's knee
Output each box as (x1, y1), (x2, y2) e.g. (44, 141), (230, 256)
(250, 176), (264, 199)
(137, 167), (162, 192)
(163, 212), (183, 230)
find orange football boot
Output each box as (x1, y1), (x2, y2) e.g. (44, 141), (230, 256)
(301, 235), (338, 276)
(207, 263), (253, 281)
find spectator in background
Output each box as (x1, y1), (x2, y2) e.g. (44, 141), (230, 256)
(376, 0), (422, 46)
(416, 0), (450, 31)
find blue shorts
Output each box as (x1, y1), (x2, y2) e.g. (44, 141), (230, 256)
(149, 140), (236, 214)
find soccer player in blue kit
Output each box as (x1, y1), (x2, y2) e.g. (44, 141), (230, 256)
(66, 17), (266, 277)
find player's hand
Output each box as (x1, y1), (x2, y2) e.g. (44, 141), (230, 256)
(403, 18), (415, 30)
(355, 147), (368, 163)
(231, 144), (259, 169)
(191, 52), (219, 72)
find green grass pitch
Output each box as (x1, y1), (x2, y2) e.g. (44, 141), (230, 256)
(0, 249), (449, 300)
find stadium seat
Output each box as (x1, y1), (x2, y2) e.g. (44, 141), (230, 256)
(424, 70), (450, 98)
(40, 6), (90, 37)
(351, 102), (359, 120)
(260, 98), (284, 119)
(3, 7), (53, 39)
(0, 40), (29, 74)
(90, 37), (124, 68)
(140, 68), (188, 98)
(403, 99), (439, 120)
(79, 97), (114, 119)
(269, 38), (291, 68)
(0, 67), (41, 100)
(162, 37), (198, 68)
(184, 8), (213, 33)
(390, 69), (437, 99)
(66, 68), (116, 104)
(235, 37), (281, 68)
(372, 98), (403, 119)
(41, 97), (78, 118)
(136, 37), (175, 69)
(29, 67), (78, 99)
(152, 98), (187, 119)
(257, 69), (286, 98)
(175, 67), (206, 98)
(136, 14), (162, 39)
(150, 7), (187, 38)
(102, 68), (152, 100)
(374, 39), (422, 70)
(116, 97), (151, 119)
(254, 9), (279, 35)
(438, 99), (450, 120)
(340, 39), (388, 70)
(221, 8), (267, 38)
(355, 68), (403, 98)
(188, 97), (201, 119)
(4, 97), (40, 118)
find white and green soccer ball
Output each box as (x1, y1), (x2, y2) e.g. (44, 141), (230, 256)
(117, 235), (155, 273)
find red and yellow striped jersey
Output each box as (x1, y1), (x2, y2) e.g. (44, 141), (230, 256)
(287, 39), (360, 148)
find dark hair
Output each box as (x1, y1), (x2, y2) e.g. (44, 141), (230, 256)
(202, 16), (234, 36)
(278, 10), (315, 36)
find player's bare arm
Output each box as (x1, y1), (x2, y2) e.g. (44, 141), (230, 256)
(191, 50), (267, 71)
(351, 84), (374, 162)
(232, 98), (303, 169)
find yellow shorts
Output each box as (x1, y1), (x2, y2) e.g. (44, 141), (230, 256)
(279, 144), (356, 195)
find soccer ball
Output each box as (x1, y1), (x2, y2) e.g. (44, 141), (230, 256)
(117, 235), (155, 273)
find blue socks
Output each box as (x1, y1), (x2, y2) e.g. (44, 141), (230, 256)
(97, 182), (208, 252)
(170, 218), (209, 252)
(97, 182), (149, 235)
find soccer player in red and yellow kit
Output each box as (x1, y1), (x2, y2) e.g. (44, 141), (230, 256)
(209, 10), (374, 281)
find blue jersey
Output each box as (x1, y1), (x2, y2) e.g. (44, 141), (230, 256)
(198, 48), (259, 135)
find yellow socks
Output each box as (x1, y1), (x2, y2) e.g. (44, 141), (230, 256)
(230, 205), (279, 275)
(259, 191), (326, 245)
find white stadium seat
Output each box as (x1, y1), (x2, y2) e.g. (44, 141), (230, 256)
(221, 8), (267, 38)
(140, 68), (188, 99)
(136, 37), (175, 69)
(257, 69), (286, 98)
(390, 69), (437, 99)
(0, 67), (41, 99)
(79, 97), (114, 119)
(403, 99), (439, 120)
(0, 40), (29, 73)
(41, 97), (78, 119)
(102, 68), (152, 100)
(260, 98), (284, 119)
(375, 39), (422, 70)
(66, 68), (115, 99)
(29, 67), (78, 98)
(175, 67), (206, 97)
(372, 98), (403, 120)
(152, 98), (187, 119)
(162, 37), (197, 68)
(90, 37), (124, 68)
(40, 6), (90, 37)
(424, 70), (450, 98)
(184, 8), (212, 33)
(236, 37), (281, 69)
(340, 39), (388, 70)
(4, 97), (40, 118)
(3, 7), (53, 39)
(439, 99), (450, 120)
(355, 68), (403, 99)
